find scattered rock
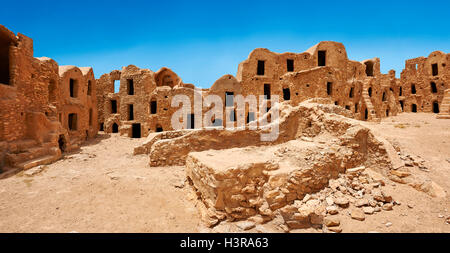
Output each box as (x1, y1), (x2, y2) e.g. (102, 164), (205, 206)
(334, 197), (349, 208)
(382, 203), (393, 211)
(326, 206), (338, 215)
(236, 221), (255, 231)
(385, 222), (393, 227)
(323, 216), (340, 227)
(351, 209), (365, 221)
(355, 198), (369, 207)
(328, 226), (342, 233)
(363, 206), (375, 215)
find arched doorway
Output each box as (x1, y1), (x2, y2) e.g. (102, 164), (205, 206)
(112, 123), (119, 133)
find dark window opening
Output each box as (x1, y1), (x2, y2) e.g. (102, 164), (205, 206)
(111, 100), (117, 113)
(345, 105), (350, 110)
(349, 87), (354, 98)
(132, 123), (141, 138)
(247, 112), (255, 123)
(400, 101), (404, 111)
(127, 79), (134, 95)
(386, 109), (389, 117)
(156, 125), (163, 132)
(355, 103), (358, 113)
(368, 87), (372, 97)
(318, 51), (326, 66)
(257, 60), (265, 75)
(68, 113), (77, 131)
(411, 84), (416, 94)
(99, 123), (104, 131)
(432, 63), (438, 76)
(87, 80), (92, 96)
(411, 104), (417, 112)
(187, 114), (195, 129)
(364, 108), (368, 120)
(283, 88), (291, 100)
(150, 100), (157, 114)
(365, 61), (374, 76)
(58, 135), (66, 152)
(89, 109), (93, 126)
(399, 86), (402, 96)
(128, 104), (134, 120)
(382, 92), (386, 101)
(287, 59), (294, 72)
(225, 91), (234, 107)
(327, 82), (332, 96)
(334, 101), (338, 105)
(0, 33), (11, 85)
(264, 84), (271, 100)
(69, 79), (77, 98)
(430, 82), (437, 93)
(433, 101), (439, 113)
(112, 123), (119, 133)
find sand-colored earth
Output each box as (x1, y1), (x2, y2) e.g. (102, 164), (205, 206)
(0, 113), (448, 233)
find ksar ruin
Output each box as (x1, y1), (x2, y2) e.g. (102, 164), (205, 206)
(0, 24), (449, 233)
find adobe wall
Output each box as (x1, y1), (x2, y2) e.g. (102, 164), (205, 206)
(0, 24), (98, 172)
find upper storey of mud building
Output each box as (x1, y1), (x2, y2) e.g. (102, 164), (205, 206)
(401, 51), (450, 79)
(236, 41), (382, 84)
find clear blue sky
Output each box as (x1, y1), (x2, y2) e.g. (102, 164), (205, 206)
(2, 0), (449, 88)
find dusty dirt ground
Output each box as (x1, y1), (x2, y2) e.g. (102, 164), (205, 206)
(0, 112), (448, 233)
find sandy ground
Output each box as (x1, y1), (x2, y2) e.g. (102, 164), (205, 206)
(0, 112), (448, 233)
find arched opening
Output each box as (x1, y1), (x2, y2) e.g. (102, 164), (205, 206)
(400, 101), (404, 111)
(156, 124), (163, 132)
(433, 101), (439, 113)
(399, 87), (402, 96)
(58, 135), (66, 152)
(283, 87), (291, 100)
(127, 79), (134, 95)
(286, 59), (294, 72)
(99, 122), (104, 131)
(411, 104), (417, 113)
(318, 50), (326, 66)
(364, 108), (368, 120)
(257, 60), (265, 75)
(430, 82), (437, 93)
(87, 80), (92, 96)
(354, 103), (358, 113)
(349, 87), (354, 98)
(365, 61), (374, 76)
(69, 78), (78, 98)
(431, 63), (438, 76)
(382, 92), (386, 101)
(386, 109), (389, 117)
(112, 123), (119, 133)
(368, 87), (372, 97)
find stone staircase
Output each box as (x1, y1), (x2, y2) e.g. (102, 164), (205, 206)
(4, 139), (61, 171)
(361, 86), (379, 121)
(437, 89), (450, 119)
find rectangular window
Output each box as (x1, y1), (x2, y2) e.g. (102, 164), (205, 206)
(128, 104), (134, 120)
(69, 79), (77, 97)
(89, 109), (93, 126)
(283, 88), (290, 100)
(111, 100), (117, 113)
(432, 63), (438, 76)
(127, 79), (134, 95)
(287, 59), (294, 72)
(68, 113), (77, 131)
(0, 35), (11, 85)
(318, 51), (326, 66)
(327, 82), (332, 96)
(264, 84), (271, 100)
(150, 100), (157, 114)
(257, 60), (265, 75)
(87, 80), (92, 96)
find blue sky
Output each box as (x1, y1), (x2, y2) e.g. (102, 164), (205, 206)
(2, 0), (449, 88)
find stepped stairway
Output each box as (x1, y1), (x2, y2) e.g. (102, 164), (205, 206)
(4, 139), (61, 171)
(437, 89), (450, 119)
(361, 86), (379, 121)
